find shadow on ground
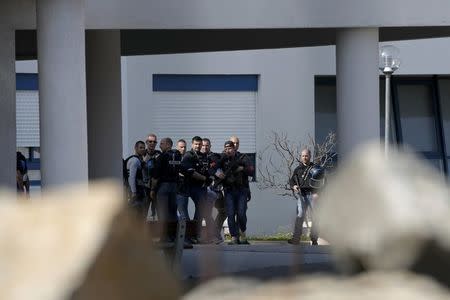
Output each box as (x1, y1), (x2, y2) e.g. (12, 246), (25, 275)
(179, 243), (338, 294)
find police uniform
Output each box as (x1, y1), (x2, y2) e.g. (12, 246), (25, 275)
(217, 149), (253, 243)
(181, 149), (211, 241)
(143, 150), (161, 219)
(200, 151), (222, 241)
(16, 151), (29, 194)
(289, 162), (320, 245)
(214, 151), (252, 234)
(176, 153), (190, 221)
(127, 155), (146, 215)
(236, 151), (253, 196)
(152, 149), (182, 224)
(200, 151), (221, 196)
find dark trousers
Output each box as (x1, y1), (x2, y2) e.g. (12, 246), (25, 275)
(189, 186), (207, 238)
(156, 182), (179, 240)
(296, 191), (318, 242)
(214, 191), (227, 235)
(144, 187), (157, 219)
(224, 188), (249, 238)
(128, 187), (146, 218)
(177, 194), (190, 220)
(156, 182), (178, 222)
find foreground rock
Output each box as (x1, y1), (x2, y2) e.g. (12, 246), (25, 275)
(184, 271), (450, 300)
(316, 143), (450, 285)
(0, 181), (180, 300)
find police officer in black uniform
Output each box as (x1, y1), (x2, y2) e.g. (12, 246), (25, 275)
(151, 138), (182, 233)
(126, 141), (147, 216)
(288, 148), (322, 245)
(216, 141), (254, 245)
(215, 136), (254, 241)
(176, 139), (191, 221)
(144, 133), (161, 220)
(181, 136), (213, 243)
(16, 151), (30, 197)
(200, 138), (223, 243)
(233, 136), (254, 204)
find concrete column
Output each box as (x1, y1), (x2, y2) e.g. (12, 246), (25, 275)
(0, 28), (16, 190)
(37, 0), (88, 188)
(336, 28), (380, 159)
(86, 30), (123, 180)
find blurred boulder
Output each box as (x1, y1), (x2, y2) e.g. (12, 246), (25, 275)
(316, 143), (450, 286)
(0, 181), (180, 300)
(184, 271), (450, 300)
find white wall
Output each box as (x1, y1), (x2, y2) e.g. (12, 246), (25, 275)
(381, 37), (450, 75)
(17, 36), (450, 234)
(122, 37), (450, 234)
(121, 47), (338, 155)
(8, 0), (450, 30)
(122, 47), (334, 234)
(85, 0), (450, 29)
(16, 60), (37, 73)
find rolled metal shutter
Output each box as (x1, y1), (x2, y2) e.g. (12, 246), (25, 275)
(152, 91), (256, 153)
(16, 90), (40, 147)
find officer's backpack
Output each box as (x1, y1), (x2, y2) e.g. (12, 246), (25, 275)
(122, 155), (139, 186)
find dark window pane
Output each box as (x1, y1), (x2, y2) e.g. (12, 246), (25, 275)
(315, 84), (337, 143)
(448, 159), (450, 179)
(397, 84), (438, 152)
(438, 79), (450, 154)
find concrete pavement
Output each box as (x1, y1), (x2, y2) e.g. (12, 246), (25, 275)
(179, 241), (337, 289)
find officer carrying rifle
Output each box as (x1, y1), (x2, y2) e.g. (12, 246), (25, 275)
(181, 136), (214, 243)
(288, 148), (325, 245)
(216, 141), (254, 245)
(198, 137), (222, 243)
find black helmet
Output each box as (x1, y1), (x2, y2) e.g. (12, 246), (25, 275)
(308, 165), (325, 189)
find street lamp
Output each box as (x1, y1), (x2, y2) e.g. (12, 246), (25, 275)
(379, 45), (400, 158)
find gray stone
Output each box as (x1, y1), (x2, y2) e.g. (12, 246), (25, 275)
(0, 181), (180, 300)
(183, 271), (450, 300)
(315, 143), (450, 280)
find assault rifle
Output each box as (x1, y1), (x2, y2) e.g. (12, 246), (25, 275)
(212, 153), (248, 189)
(292, 164), (315, 197)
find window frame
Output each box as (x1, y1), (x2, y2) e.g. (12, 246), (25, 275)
(315, 75), (450, 176)
(392, 76), (448, 174)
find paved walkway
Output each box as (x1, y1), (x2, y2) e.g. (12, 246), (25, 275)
(180, 241), (336, 284)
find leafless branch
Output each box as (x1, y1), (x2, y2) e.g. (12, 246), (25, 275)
(257, 131), (336, 198)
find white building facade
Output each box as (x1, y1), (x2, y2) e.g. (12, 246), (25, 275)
(3, 0), (450, 233)
(120, 38), (450, 234)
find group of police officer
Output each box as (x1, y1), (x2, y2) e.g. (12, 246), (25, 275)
(125, 133), (325, 246)
(125, 134), (254, 245)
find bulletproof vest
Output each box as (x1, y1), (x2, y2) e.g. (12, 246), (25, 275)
(123, 155), (139, 184)
(125, 155), (145, 187)
(183, 150), (207, 186)
(192, 151), (208, 176)
(222, 155), (245, 187)
(143, 150), (161, 185)
(200, 152), (220, 176)
(166, 149), (182, 178)
(296, 163), (315, 189)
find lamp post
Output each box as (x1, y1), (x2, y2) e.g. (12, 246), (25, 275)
(379, 45), (400, 158)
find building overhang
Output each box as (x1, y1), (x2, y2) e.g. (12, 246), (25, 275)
(15, 26), (450, 60)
